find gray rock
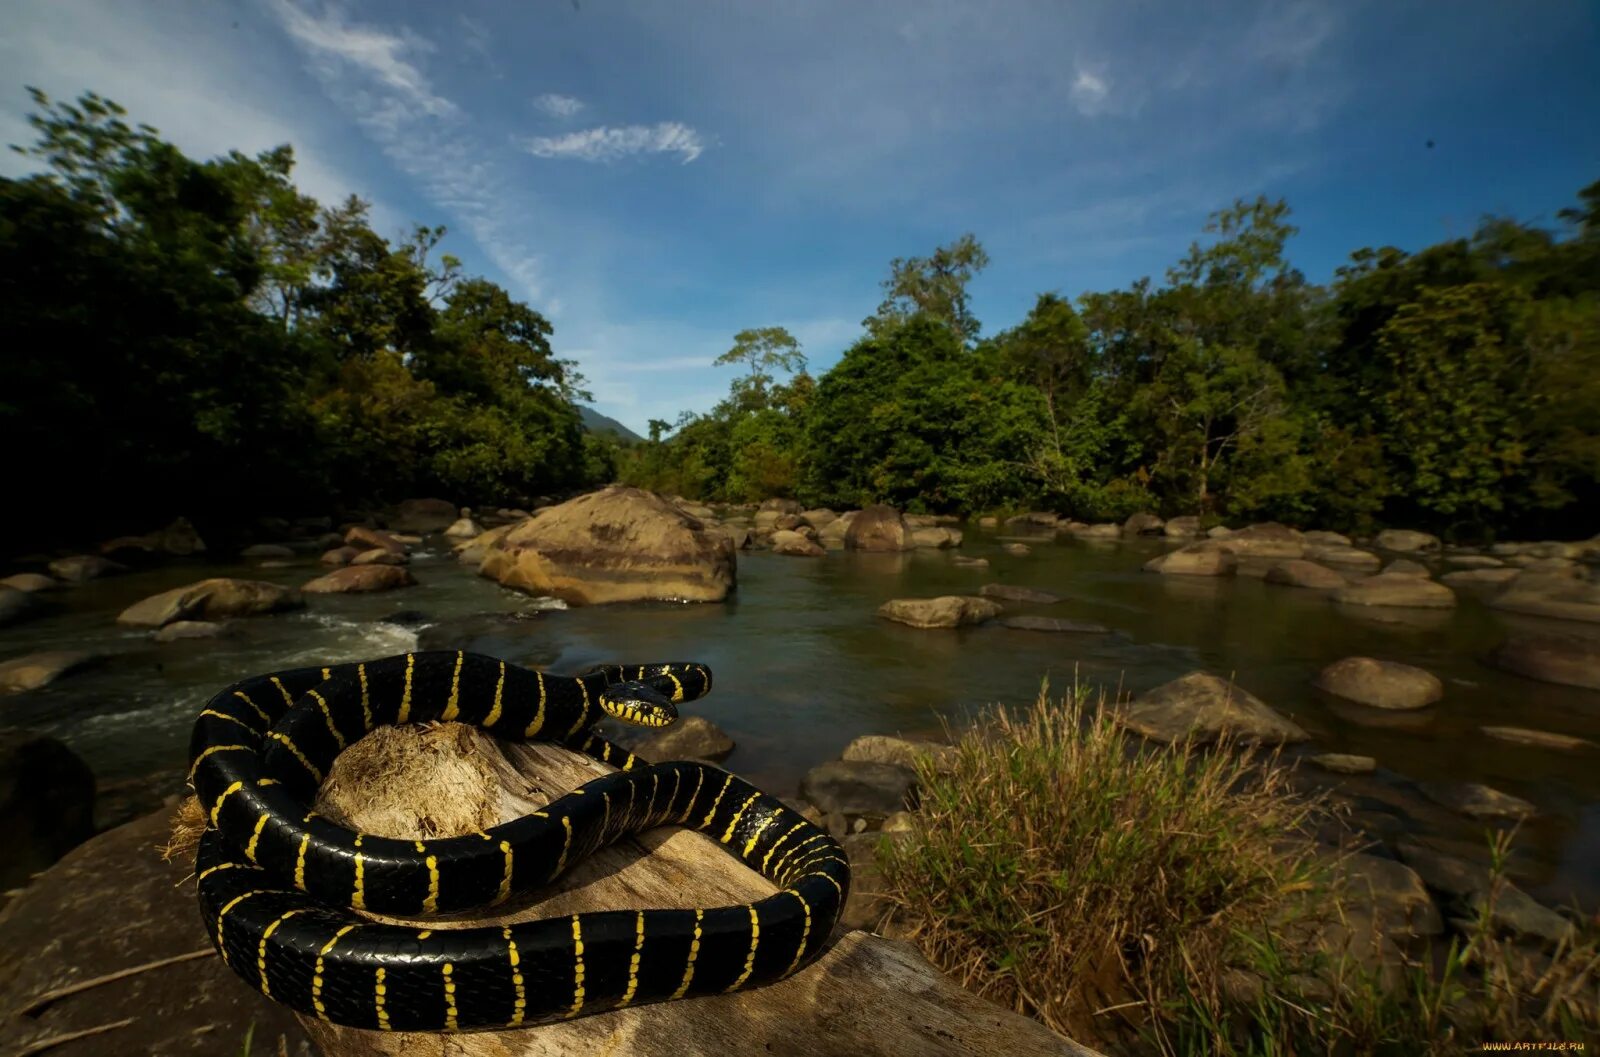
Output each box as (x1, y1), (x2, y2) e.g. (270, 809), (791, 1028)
(1397, 841), (1575, 948)
(1488, 634), (1600, 691)
(351, 547), (408, 566)
(1307, 545), (1383, 571)
(845, 504), (913, 552)
(1313, 657), (1443, 710)
(1333, 573), (1456, 609)
(1067, 523), (1121, 540)
(1420, 782), (1537, 821)
(979, 583), (1061, 604)
(841, 735), (959, 774)
(638, 715), (735, 762)
(877, 595), (1002, 629)
(1264, 560), (1347, 589)
(837, 831), (907, 933)
(1000, 615), (1111, 634)
(1144, 541), (1237, 576)
(1375, 529), (1441, 553)
(801, 760), (917, 816)
(800, 508), (838, 529)
(1118, 672), (1308, 745)
(117, 578), (304, 627)
(1479, 726), (1597, 752)
(1335, 852), (1443, 939)
(949, 555), (990, 568)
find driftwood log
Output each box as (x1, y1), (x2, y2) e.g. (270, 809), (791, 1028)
(290, 722), (1103, 1057)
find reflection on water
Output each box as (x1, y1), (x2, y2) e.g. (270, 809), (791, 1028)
(2, 526), (1597, 909)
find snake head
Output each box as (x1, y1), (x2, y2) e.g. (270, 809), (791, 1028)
(597, 680), (679, 728)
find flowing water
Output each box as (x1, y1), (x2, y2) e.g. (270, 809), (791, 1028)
(4, 527), (1598, 910)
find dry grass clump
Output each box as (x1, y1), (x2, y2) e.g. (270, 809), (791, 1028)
(878, 681), (1600, 1055)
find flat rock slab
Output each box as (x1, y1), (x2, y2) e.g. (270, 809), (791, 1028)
(302, 565), (417, 593)
(1117, 671), (1308, 745)
(877, 596), (1001, 629)
(841, 736), (959, 774)
(801, 760), (918, 816)
(1306, 753), (1377, 775)
(0, 810), (314, 1057)
(0, 649), (100, 694)
(1306, 546), (1382, 571)
(1313, 657), (1443, 710)
(117, 578), (304, 627)
(1488, 633), (1600, 691)
(1479, 726), (1598, 752)
(1333, 573), (1456, 609)
(638, 715), (736, 762)
(1000, 616), (1111, 634)
(1264, 560), (1347, 589)
(1143, 541), (1236, 576)
(979, 583), (1061, 604)
(1489, 576), (1600, 623)
(1419, 782), (1537, 821)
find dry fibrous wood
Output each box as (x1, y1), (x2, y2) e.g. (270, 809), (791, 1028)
(299, 723), (1102, 1057)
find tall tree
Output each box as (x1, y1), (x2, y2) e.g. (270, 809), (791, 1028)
(713, 326), (806, 411)
(866, 233), (990, 344)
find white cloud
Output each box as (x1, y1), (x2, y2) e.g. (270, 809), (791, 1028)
(267, 0), (454, 118)
(533, 93), (585, 118)
(1069, 66), (1112, 117)
(523, 122), (707, 164)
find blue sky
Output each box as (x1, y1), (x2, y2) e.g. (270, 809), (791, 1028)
(4, 1), (1597, 436)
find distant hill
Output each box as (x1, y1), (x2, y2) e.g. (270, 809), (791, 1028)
(576, 405), (644, 444)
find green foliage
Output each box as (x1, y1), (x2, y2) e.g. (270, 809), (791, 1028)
(866, 233), (991, 344)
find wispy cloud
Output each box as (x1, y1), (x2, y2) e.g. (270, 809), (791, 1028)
(532, 92), (585, 118)
(267, 0), (454, 119)
(523, 122), (707, 164)
(1069, 66), (1113, 117)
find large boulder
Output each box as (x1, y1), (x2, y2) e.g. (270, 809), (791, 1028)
(637, 715), (735, 762)
(0, 809), (314, 1057)
(1313, 657), (1443, 710)
(800, 760), (917, 816)
(1333, 573), (1456, 609)
(1144, 540), (1237, 576)
(1264, 560), (1347, 589)
(1162, 516), (1202, 538)
(478, 486), (736, 604)
(876, 595), (1002, 629)
(390, 497), (458, 533)
(911, 526), (963, 549)
(1306, 545), (1382, 571)
(1382, 558), (1432, 577)
(1488, 575), (1600, 623)
(1487, 634), (1600, 691)
(978, 583), (1061, 604)
(0, 728), (95, 890)
(345, 525), (406, 554)
(0, 650), (99, 694)
(116, 578), (304, 628)
(800, 508), (838, 529)
(444, 516), (483, 540)
(47, 554), (126, 583)
(351, 547), (407, 566)
(301, 564), (417, 594)
(818, 515), (855, 543)
(1123, 512), (1165, 536)
(845, 505), (914, 552)
(771, 529), (825, 557)
(1219, 522), (1304, 559)
(1375, 529), (1441, 554)
(1117, 672), (1308, 745)
(840, 735), (959, 775)
(1302, 530), (1352, 547)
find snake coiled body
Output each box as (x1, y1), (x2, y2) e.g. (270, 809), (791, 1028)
(188, 651), (850, 1032)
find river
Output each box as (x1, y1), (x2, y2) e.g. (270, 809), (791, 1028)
(4, 524), (1597, 911)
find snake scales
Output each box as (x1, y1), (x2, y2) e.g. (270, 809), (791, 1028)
(187, 650), (850, 1032)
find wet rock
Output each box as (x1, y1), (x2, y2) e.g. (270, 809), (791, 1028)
(0, 650), (100, 694)
(1375, 529), (1441, 554)
(99, 516), (207, 560)
(478, 486), (736, 605)
(1118, 672), (1308, 745)
(1005, 511), (1059, 528)
(0, 728), (95, 889)
(800, 508), (838, 529)
(444, 516), (483, 539)
(1479, 726), (1597, 751)
(1382, 558), (1432, 577)
(152, 620), (230, 642)
(1264, 560), (1347, 589)
(1220, 522), (1305, 559)
(1206, 525), (1235, 539)
(1420, 782), (1537, 821)
(876, 596), (1002, 629)
(638, 715), (735, 762)
(1333, 573), (1456, 609)
(92, 768), (186, 832)
(949, 555), (989, 568)
(1444, 554), (1504, 569)
(47, 554), (127, 583)
(910, 526), (963, 549)
(344, 524), (407, 554)
(351, 547), (408, 566)
(1302, 530), (1353, 547)
(301, 564), (417, 593)
(1067, 523), (1121, 540)
(0, 810), (315, 1057)
(1001, 542), (1032, 555)
(769, 529), (825, 556)
(841, 735), (959, 774)
(1487, 633), (1600, 691)
(1307, 545), (1383, 571)
(1489, 575), (1600, 623)
(845, 505), (914, 552)
(320, 545), (360, 566)
(801, 760), (917, 816)
(453, 523), (516, 566)
(977, 515), (999, 528)
(1144, 540), (1237, 576)
(0, 572), (57, 592)
(759, 497), (803, 515)
(0, 587), (37, 627)
(239, 543), (293, 559)
(979, 583), (1061, 604)
(415, 611), (542, 652)
(117, 578), (303, 628)
(1397, 840), (1575, 948)
(391, 497), (458, 533)
(1160, 515), (1201, 538)
(1307, 753), (1377, 774)
(1441, 567), (1520, 590)
(1000, 615), (1111, 634)
(1313, 657), (1443, 710)
(1123, 512), (1165, 536)
(775, 514), (804, 531)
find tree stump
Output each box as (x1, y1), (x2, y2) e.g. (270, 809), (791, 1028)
(295, 723), (1102, 1057)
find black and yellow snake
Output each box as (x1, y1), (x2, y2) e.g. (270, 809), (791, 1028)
(187, 651), (850, 1031)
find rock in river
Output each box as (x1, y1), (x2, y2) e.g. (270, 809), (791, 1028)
(478, 486), (736, 604)
(1220, 522), (1305, 559)
(47, 554), (126, 583)
(1123, 512), (1165, 536)
(771, 529), (825, 557)
(877, 595), (1002, 629)
(1487, 633), (1600, 691)
(979, 583), (1061, 604)
(1420, 782), (1537, 821)
(1333, 573), (1456, 609)
(301, 564), (417, 593)
(801, 760), (917, 816)
(1489, 575), (1600, 623)
(1313, 657), (1443, 710)
(844, 504), (914, 552)
(1001, 615), (1110, 634)
(0, 587), (37, 627)
(1398, 840), (1574, 948)
(1144, 540), (1237, 576)
(0, 650), (99, 694)
(1117, 671), (1308, 745)
(1375, 529), (1441, 554)
(1163, 515), (1202, 538)
(1480, 726), (1597, 752)
(1307, 753), (1377, 774)
(152, 619), (231, 642)
(117, 578), (304, 628)
(0, 572), (57, 592)
(390, 496), (458, 533)
(841, 734), (959, 774)
(638, 715), (735, 762)
(1264, 560), (1347, 589)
